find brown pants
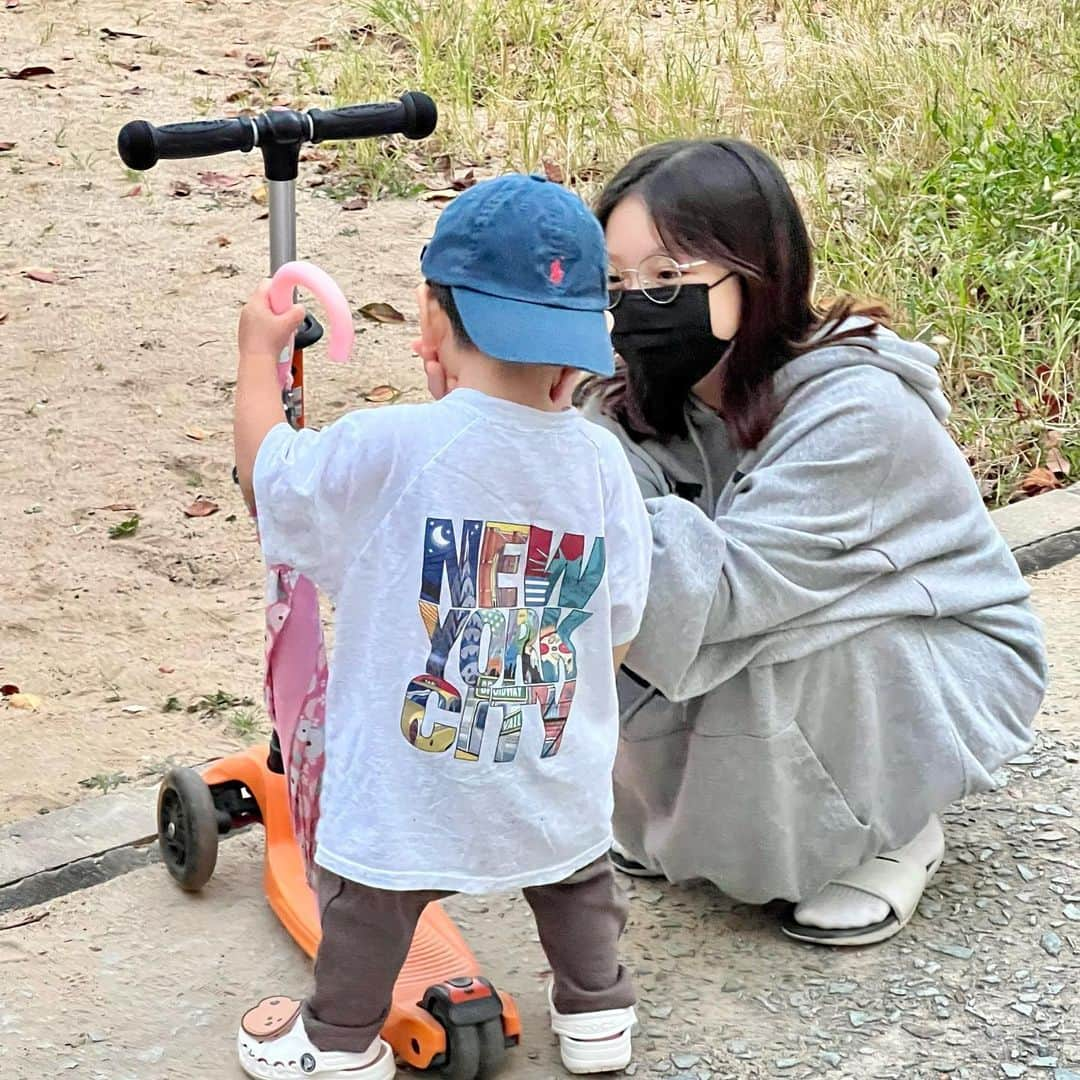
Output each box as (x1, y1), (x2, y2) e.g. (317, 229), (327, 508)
(303, 856), (635, 1053)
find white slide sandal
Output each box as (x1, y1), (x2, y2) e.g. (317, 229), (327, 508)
(781, 846), (944, 947)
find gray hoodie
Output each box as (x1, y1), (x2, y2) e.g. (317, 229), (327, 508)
(585, 322), (1047, 901)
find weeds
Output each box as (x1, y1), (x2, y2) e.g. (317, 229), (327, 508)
(79, 772), (129, 794)
(178, 690), (264, 741)
(188, 690), (255, 718)
(227, 709), (264, 741)
(323, 0), (1077, 500)
(109, 515), (140, 539)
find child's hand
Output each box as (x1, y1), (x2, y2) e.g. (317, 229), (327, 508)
(412, 336), (450, 400)
(239, 280), (306, 362)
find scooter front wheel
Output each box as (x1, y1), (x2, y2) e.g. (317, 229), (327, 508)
(157, 767), (218, 891)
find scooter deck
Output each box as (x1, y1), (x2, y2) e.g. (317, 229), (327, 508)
(202, 747), (521, 1070)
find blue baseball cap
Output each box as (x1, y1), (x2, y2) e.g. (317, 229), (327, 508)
(420, 173), (614, 376)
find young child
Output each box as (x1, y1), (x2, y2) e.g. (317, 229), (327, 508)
(232, 173), (652, 1080)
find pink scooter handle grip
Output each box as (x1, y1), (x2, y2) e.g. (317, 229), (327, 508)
(268, 260), (355, 364)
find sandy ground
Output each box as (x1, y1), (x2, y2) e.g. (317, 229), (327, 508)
(0, 564), (1076, 1080)
(1, 0), (442, 822)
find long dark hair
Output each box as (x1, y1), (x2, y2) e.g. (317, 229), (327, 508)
(579, 139), (888, 448)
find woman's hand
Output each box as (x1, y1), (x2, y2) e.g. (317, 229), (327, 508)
(238, 280), (306, 363)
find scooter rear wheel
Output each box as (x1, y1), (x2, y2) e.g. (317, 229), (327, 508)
(476, 1018), (507, 1077)
(157, 767), (218, 891)
(439, 1023), (480, 1080)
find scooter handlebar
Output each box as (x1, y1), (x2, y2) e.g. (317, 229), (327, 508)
(117, 92), (437, 172)
(117, 117), (256, 171)
(308, 91), (437, 143)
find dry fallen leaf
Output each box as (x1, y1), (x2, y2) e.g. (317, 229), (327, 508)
(364, 384), (401, 404)
(542, 159), (566, 184)
(308, 35), (336, 51)
(245, 53), (269, 68)
(0, 312), (8, 325)
(358, 302), (405, 324)
(158, 665), (175, 674)
(1020, 466), (1062, 496)
(101, 502), (137, 512)
(214, 235), (232, 247)
(184, 498), (220, 518)
(184, 428), (206, 441)
(419, 188), (460, 205)
(0, 141), (15, 152)
(5, 65), (55, 80)
(199, 170), (241, 190)
(251, 184), (268, 205)
(101, 27), (146, 39)
(23, 268), (59, 284)
(341, 195), (369, 211)
(7, 693), (42, 711)
(452, 170), (477, 191)
(122, 184), (142, 197)
(170, 179), (192, 197)
(1047, 447), (1071, 477)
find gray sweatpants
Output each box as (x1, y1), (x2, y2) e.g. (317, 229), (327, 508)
(303, 856), (635, 1053)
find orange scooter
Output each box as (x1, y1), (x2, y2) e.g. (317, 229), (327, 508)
(118, 97), (521, 1080)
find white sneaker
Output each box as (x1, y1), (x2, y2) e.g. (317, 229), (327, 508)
(548, 983), (635, 1075)
(237, 996), (396, 1080)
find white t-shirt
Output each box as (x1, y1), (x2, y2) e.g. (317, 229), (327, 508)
(253, 388), (652, 893)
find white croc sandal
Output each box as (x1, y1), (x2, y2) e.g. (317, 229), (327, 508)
(237, 996), (396, 1080)
(781, 831), (946, 948)
(548, 983), (636, 1075)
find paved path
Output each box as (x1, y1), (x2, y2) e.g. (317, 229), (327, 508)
(2, 560), (1078, 1080)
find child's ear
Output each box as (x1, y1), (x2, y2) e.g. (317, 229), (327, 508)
(416, 282), (449, 352)
(416, 283), (434, 339)
(550, 367), (584, 410)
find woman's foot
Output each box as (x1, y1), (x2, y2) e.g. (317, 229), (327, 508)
(782, 816), (945, 946)
(610, 842), (665, 880)
(237, 996), (395, 1080)
(548, 983), (636, 1075)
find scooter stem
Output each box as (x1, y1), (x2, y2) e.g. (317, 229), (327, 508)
(268, 179), (298, 274)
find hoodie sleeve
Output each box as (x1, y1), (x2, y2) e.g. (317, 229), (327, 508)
(626, 368), (924, 699)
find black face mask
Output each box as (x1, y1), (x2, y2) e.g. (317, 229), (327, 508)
(610, 281), (733, 438)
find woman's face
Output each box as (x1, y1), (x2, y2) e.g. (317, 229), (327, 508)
(604, 194), (742, 340)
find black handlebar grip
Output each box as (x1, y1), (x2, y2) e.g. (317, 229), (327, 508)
(307, 91), (437, 144)
(117, 117), (256, 171)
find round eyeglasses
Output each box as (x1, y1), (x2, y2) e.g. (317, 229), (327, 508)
(606, 255), (709, 309)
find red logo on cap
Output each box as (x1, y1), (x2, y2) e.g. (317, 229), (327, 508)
(549, 258), (565, 285)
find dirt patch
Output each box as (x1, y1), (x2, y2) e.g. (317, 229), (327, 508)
(0, 0), (440, 821)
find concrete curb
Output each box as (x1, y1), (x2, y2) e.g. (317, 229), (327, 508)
(990, 486), (1080, 575)
(2, 487), (1079, 918)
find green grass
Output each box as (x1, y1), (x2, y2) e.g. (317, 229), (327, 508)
(108, 515), (140, 539)
(321, 0), (1078, 501)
